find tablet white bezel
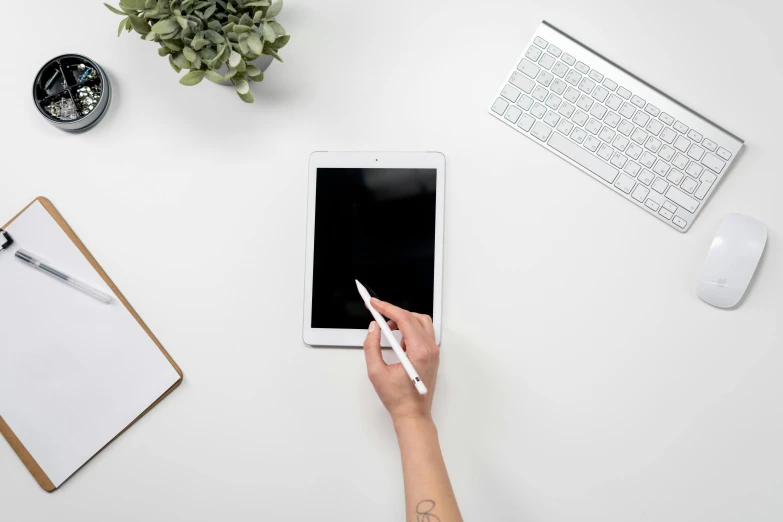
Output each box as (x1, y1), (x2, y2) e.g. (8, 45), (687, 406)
(303, 151), (445, 347)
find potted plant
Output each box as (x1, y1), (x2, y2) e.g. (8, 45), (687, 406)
(105, 0), (289, 103)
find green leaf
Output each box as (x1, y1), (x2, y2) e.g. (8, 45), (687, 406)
(118, 17), (129, 36)
(206, 70), (225, 83)
(169, 55), (182, 73)
(263, 46), (282, 62)
(233, 24), (251, 33)
(246, 34), (263, 54)
(208, 20), (223, 31)
(238, 35), (250, 54)
(245, 1), (270, 6)
(158, 46), (172, 56)
(226, 2), (236, 13)
(269, 34), (289, 49)
(262, 22), (276, 43)
(105, 3), (127, 15)
(266, 0), (283, 18)
(229, 50), (241, 67)
(128, 14), (150, 33)
(163, 39), (184, 51)
(120, 0), (147, 10)
(204, 29), (224, 44)
(180, 70), (206, 85)
(192, 37), (209, 50)
(267, 21), (285, 36)
(253, 11), (264, 24)
(145, 31), (158, 41)
(151, 18), (180, 34)
(237, 90), (254, 103)
(225, 67), (238, 79)
(245, 65), (261, 77)
(176, 16), (189, 30)
(203, 4), (216, 19)
(172, 52), (192, 69)
(235, 79), (250, 94)
(182, 46), (197, 62)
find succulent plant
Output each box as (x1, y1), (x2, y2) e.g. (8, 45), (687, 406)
(105, 0), (289, 103)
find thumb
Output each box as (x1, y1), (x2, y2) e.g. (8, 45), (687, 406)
(363, 321), (386, 377)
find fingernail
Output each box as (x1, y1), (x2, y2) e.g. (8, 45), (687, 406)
(368, 322), (376, 333)
(370, 297), (380, 304)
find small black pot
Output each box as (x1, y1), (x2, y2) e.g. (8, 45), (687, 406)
(32, 54), (112, 132)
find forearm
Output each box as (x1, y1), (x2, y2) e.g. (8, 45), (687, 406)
(394, 417), (462, 522)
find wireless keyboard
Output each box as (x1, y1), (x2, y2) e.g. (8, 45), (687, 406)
(489, 21), (744, 232)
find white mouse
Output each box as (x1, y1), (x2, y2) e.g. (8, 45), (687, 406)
(697, 214), (767, 308)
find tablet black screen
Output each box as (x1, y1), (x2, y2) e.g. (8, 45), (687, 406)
(311, 168), (437, 329)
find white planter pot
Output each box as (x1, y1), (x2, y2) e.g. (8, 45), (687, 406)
(216, 54), (274, 86)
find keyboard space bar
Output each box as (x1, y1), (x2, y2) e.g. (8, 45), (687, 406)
(548, 133), (618, 184)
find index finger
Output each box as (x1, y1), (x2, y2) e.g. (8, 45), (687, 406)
(371, 298), (420, 332)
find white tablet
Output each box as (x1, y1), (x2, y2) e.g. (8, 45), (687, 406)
(303, 152), (445, 347)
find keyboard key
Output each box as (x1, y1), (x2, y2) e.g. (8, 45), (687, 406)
(565, 69), (582, 86)
(616, 86), (632, 99)
(610, 153), (628, 168)
(552, 62), (569, 78)
(687, 144), (705, 161)
(578, 77), (596, 94)
(652, 177), (668, 194)
(653, 159), (670, 176)
(644, 104), (660, 117)
(599, 126), (616, 143)
(551, 78), (567, 94)
(531, 121), (552, 141)
(613, 135), (630, 151)
(532, 85), (549, 101)
(590, 104), (608, 120)
(632, 111), (651, 127)
(673, 135), (691, 152)
(577, 95), (594, 111)
(491, 97), (509, 115)
(659, 207), (674, 220)
(526, 46), (542, 61)
(618, 120), (635, 136)
(589, 69), (604, 83)
(539, 53), (556, 70)
(717, 147), (732, 161)
(547, 44), (562, 56)
(575, 61), (590, 74)
(631, 184), (649, 202)
(531, 103), (547, 118)
(658, 145), (675, 162)
(518, 94), (534, 110)
(537, 71), (554, 87)
(509, 72), (535, 93)
(615, 173), (635, 193)
(501, 84), (521, 102)
(571, 127), (587, 143)
(619, 102), (636, 119)
(561, 53), (576, 65)
(685, 162), (703, 177)
(564, 87), (580, 103)
(583, 134), (601, 152)
(673, 120), (689, 133)
(572, 110), (589, 126)
(534, 36), (548, 48)
(666, 186), (699, 213)
(517, 113), (535, 131)
(557, 119), (574, 135)
(667, 169), (683, 185)
(638, 169), (654, 185)
(659, 112), (674, 125)
(624, 161), (641, 176)
(543, 111), (561, 127)
(687, 129), (703, 143)
(605, 94), (622, 111)
(597, 143), (614, 160)
(639, 151), (657, 168)
(694, 178), (714, 199)
(604, 112), (621, 128)
(672, 153), (689, 170)
(504, 105), (522, 123)
(660, 127), (677, 144)
(672, 215), (687, 229)
(626, 143), (642, 159)
(647, 119), (663, 136)
(558, 102), (575, 118)
(600, 79), (616, 92)
(548, 133), (619, 183)
(591, 86), (609, 103)
(545, 94), (562, 110)
(646, 137), (662, 153)
(702, 153), (726, 173)
(518, 59), (541, 79)
(631, 95), (646, 108)
(662, 200), (677, 214)
(585, 118), (602, 134)
(681, 176), (697, 193)
(631, 128), (649, 145)
(702, 139), (717, 152)
(645, 198), (660, 211)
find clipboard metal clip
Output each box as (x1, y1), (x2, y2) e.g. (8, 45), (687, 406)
(0, 229), (13, 252)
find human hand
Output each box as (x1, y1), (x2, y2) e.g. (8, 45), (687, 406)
(363, 298), (440, 423)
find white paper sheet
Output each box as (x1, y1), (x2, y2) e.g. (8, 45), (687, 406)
(0, 202), (180, 487)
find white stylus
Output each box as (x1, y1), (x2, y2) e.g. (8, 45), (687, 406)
(355, 280), (428, 395)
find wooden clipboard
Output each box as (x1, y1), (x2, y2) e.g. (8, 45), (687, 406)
(0, 197), (183, 492)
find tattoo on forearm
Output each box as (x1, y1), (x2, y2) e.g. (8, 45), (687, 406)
(416, 500), (441, 522)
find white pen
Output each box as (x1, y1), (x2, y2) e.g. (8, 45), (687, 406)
(355, 280), (427, 395)
(15, 249), (113, 304)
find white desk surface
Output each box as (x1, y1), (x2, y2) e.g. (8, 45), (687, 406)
(2, 0), (781, 520)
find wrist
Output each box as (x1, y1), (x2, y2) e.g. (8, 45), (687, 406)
(393, 414), (436, 435)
